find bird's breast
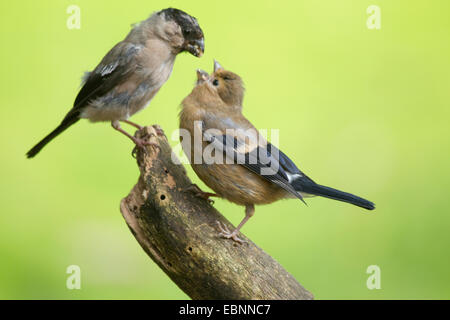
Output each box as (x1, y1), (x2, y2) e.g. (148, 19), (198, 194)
(126, 57), (175, 117)
(191, 162), (289, 206)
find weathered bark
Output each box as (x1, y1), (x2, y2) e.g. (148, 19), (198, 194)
(120, 126), (313, 300)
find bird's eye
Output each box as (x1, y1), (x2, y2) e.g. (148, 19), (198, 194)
(212, 79), (219, 86)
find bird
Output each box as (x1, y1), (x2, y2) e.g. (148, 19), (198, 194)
(26, 8), (204, 158)
(179, 61), (375, 243)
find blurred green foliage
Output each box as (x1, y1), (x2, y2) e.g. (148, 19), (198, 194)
(1, 0), (449, 299)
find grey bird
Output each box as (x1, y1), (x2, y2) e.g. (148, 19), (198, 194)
(26, 8), (204, 158)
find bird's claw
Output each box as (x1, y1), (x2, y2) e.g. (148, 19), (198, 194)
(152, 124), (165, 137)
(184, 184), (217, 204)
(136, 139), (159, 149)
(216, 221), (246, 244)
(131, 136), (159, 157)
(201, 195), (215, 205)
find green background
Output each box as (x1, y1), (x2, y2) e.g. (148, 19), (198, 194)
(1, 0), (449, 299)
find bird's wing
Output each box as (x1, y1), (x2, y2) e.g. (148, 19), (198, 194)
(68, 42), (142, 117)
(202, 126), (313, 203)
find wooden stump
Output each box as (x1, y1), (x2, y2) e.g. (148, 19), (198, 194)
(120, 126), (313, 300)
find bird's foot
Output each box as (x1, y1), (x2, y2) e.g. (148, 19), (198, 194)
(131, 136), (159, 158)
(216, 221), (246, 244)
(121, 120), (143, 131)
(134, 137), (158, 149)
(152, 124), (165, 137)
(184, 184), (217, 204)
(112, 120), (159, 157)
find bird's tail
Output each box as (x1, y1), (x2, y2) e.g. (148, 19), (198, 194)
(292, 180), (375, 210)
(26, 114), (79, 158)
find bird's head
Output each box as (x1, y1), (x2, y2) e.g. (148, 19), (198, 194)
(184, 61), (244, 111)
(156, 8), (204, 57)
(207, 60), (244, 107)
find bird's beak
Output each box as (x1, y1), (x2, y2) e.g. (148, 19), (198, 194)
(197, 69), (209, 82)
(186, 38), (205, 57)
(214, 60), (223, 72)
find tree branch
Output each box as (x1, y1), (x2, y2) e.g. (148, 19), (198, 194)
(120, 126), (313, 300)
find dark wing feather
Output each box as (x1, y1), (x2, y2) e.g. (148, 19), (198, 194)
(202, 128), (375, 210)
(203, 131), (306, 203)
(26, 42), (142, 158)
(70, 42), (142, 115)
(267, 143), (316, 186)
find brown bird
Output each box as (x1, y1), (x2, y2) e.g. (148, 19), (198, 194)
(27, 8), (204, 158)
(179, 61), (375, 243)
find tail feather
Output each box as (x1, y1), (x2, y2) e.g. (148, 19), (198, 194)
(293, 181), (375, 210)
(26, 115), (79, 158)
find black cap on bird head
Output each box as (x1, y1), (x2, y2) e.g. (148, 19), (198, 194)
(158, 8), (204, 57)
